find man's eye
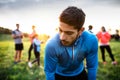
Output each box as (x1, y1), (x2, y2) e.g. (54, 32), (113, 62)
(66, 32), (73, 35)
(59, 29), (62, 33)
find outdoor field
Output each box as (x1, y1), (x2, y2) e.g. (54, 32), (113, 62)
(0, 34), (120, 80)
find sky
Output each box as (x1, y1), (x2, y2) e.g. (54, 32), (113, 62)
(0, 0), (120, 35)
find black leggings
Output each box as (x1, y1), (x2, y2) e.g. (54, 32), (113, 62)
(28, 44), (33, 61)
(31, 44), (40, 66)
(55, 69), (88, 80)
(32, 51), (40, 66)
(100, 45), (115, 62)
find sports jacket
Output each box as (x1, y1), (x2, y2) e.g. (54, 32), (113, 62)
(44, 31), (98, 80)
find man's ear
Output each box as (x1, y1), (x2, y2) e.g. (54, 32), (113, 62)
(78, 27), (85, 35)
(81, 27), (85, 32)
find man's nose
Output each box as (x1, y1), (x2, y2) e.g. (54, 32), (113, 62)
(60, 32), (66, 40)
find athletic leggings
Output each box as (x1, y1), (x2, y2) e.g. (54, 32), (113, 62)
(32, 51), (40, 66)
(28, 44), (33, 61)
(31, 44), (40, 66)
(100, 45), (115, 62)
(55, 69), (88, 80)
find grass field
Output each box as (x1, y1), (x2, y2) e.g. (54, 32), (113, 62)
(0, 34), (120, 80)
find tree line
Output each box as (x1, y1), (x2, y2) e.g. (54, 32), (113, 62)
(0, 26), (50, 43)
(0, 26), (12, 34)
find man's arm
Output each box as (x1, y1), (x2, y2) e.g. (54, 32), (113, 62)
(44, 44), (58, 80)
(11, 31), (18, 39)
(86, 36), (98, 80)
(12, 31), (23, 39)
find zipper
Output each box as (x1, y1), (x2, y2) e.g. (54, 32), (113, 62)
(65, 46), (75, 61)
(72, 46), (74, 60)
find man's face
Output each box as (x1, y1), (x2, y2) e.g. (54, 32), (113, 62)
(16, 24), (19, 29)
(59, 22), (80, 46)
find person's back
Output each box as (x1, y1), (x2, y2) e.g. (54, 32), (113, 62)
(88, 25), (93, 33)
(114, 30), (120, 41)
(33, 36), (41, 53)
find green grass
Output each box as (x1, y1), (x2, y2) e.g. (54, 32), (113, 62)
(0, 34), (45, 80)
(97, 40), (120, 80)
(0, 34), (120, 80)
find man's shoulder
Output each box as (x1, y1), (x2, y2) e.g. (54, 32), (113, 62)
(12, 30), (16, 34)
(82, 31), (98, 50)
(81, 31), (98, 45)
(46, 34), (59, 46)
(83, 31), (97, 39)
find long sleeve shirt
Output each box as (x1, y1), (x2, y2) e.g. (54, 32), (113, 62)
(33, 38), (41, 53)
(44, 31), (98, 80)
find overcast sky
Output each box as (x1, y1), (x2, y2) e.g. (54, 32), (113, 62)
(0, 0), (120, 34)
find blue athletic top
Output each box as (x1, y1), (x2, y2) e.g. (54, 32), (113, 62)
(33, 38), (41, 53)
(44, 31), (98, 80)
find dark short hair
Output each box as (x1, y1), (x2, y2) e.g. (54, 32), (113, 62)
(16, 23), (19, 26)
(59, 6), (86, 30)
(88, 25), (93, 30)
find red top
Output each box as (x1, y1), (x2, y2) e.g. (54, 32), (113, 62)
(96, 31), (111, 44)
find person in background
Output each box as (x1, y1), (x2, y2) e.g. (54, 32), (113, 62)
(44, 6), (98, 80)
(88, 25), (93, 33)
(28, 34), (41, 68)
(28, 25), (36, 62)
(12, 23), (24, 64)
(114, 29), (120, 41)
(96, 26), (117, 65)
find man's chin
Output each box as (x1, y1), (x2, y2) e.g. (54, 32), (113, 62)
(61, 42), (70, 46)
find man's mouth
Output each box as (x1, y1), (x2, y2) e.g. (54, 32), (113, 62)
(61, 40), (68, 45)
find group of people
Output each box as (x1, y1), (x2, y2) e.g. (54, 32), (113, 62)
(88, 25), (117, 65)
(12, 24), (41, 68)
(11, 6), (118, 80)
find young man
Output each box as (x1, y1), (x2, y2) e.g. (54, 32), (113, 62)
(44, 6), (98, 80)
(12, 23), (23, 64)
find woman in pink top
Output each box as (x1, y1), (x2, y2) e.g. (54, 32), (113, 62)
(28, 25), (36, 62)
(96, 26), (117, 65)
